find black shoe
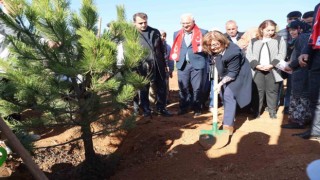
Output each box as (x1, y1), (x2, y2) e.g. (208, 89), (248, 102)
(253, 112), (260, 119)
(177, 109), (188, 115)
(281, 123), (304, 129)
(143, 111), (152, 117)
(156, 109), (173, 117)
(269, 113), (277, 119)
(292, 130), (311, 139)
(293, 130), (320, 140)
(283, 107), (289, 114)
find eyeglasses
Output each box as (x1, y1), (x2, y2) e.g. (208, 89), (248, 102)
(210, 42), (221, 48)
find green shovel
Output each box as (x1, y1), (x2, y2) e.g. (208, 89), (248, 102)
(0, 147), (7, 166)
(199, 63), (229, 150)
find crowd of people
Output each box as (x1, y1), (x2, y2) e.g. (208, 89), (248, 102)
(0, 0), (319, 157)
(132, 3), (320, 141)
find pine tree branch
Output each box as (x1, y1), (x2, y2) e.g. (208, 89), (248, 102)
(9, 39), (47, 61)
(12, 17), (55, 62)
(0, 1), (145, 166)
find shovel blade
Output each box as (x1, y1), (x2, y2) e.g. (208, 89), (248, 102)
(199, 131), (230, 150)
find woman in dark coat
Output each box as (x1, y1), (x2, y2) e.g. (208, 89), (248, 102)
(281, 20), (312, 129)
(202, 31), (252, 134)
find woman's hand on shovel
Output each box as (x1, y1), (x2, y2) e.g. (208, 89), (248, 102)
(214, 84), (222, 93)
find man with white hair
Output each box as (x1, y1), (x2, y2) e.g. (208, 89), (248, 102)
(224, 20), (244, 44)
(170, 13), (208, 116)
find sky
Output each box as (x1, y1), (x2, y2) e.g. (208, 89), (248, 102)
(70, 0), (318, 45)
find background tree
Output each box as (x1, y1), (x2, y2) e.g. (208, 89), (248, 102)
(0, 0), (147, 170)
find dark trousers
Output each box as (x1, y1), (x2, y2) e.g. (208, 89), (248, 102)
(284, 74), (292, 107)
(309, 51), (320, 136)
(178, 62), (203, 112)
(134, 71), (167, 114)
(253, 71), (280, 114)
(201, 65), (211, 108)
(222, 86), (236, 126)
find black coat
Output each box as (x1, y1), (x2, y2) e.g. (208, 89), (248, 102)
(289, 33), (310, 97)
(215, 43), (252, 108)
(224, 32), (244, 42)
(137, 26), (166, 80)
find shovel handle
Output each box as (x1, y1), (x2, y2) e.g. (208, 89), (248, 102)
(213, 64), (218, 123)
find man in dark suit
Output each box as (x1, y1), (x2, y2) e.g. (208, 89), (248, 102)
(170, 13), (208, 116)
(133, 12), (172, 117)
(224, 20), (244, 44)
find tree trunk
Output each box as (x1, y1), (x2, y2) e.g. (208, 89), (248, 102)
(80, 123), (97, 164)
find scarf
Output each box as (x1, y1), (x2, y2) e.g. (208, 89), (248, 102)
(170, 24), (203, 61)
(310, 5), (320, 49)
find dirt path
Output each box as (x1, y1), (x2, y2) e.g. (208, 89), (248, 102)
(111, 72), (320, 179)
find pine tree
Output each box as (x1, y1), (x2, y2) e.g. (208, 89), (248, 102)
(0, 0), (147, 168)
